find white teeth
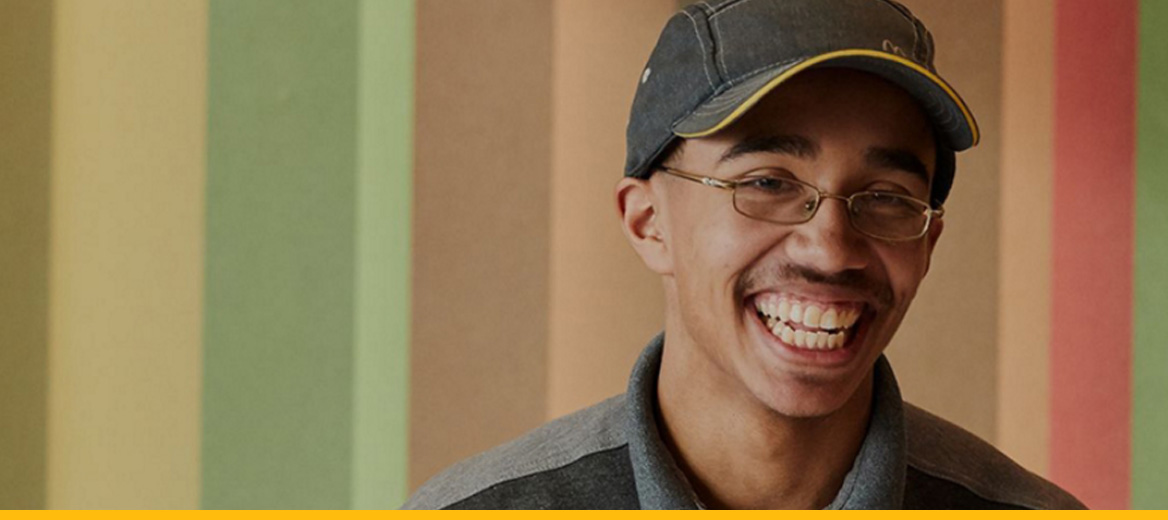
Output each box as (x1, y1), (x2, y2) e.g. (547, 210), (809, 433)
(757, 297), (863, 349)
(820, 308), (838, 329)
(803, 305), (822, 328)
(770, 321), (849, 350)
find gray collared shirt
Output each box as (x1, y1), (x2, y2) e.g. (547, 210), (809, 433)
(404, 334), (1086, 509)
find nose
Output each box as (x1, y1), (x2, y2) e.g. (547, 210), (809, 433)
(785, 195), (870, 274)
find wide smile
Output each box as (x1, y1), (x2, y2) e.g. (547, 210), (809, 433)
(746, 293), (872, 365)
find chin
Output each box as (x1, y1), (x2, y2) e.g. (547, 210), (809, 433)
(729, 296), (881, 419)
(743, 368), (869, 419)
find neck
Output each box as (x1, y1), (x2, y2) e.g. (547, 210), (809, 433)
(656, 339), (874, 510)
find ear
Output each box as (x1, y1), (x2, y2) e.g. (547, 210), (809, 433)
(615, 177), (673, 275)
(922, 216), (944, 277)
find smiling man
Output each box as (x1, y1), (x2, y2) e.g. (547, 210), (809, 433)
(405, 0), (1084, 509)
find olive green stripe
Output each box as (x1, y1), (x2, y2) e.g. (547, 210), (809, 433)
(1132, 0), (1168, 508)
(203, 0), (360, 507)
(0, 0), (51, 509)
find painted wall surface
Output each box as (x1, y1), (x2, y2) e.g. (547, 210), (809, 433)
(1133, 0), (1168, 508)
(998, 0), (1055, 476)
(1051, 0), (1136, 508)
(410, 0), (554, 489)
(0, 0), (52, 509)
(3, 0), (1162, 509)
(352, 0), (415, 510)
(546, 0), (675, 420)
(884, 0), (1004, 446)
(202, 0), (414, 508)
(48, 0), (207, 508)
(203, 0), (360, 508)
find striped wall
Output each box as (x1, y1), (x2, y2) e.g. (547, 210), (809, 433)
(1134, 0), (1168, 509)
(1051, 0), (1137, 508)
(0, 0), (1164, 509)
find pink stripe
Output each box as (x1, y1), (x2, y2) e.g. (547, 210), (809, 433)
(1051, 0), (1136, 509)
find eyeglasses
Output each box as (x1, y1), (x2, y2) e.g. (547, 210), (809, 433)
(658, 166), (943, 241)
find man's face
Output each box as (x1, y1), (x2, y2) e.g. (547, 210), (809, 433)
(648, 68), (941, 418)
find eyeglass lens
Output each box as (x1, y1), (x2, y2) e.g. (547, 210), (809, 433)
(731, 178), (930, 240)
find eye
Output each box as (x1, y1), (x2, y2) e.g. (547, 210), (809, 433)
(857, 191), (927, 217)
(865, 180), (924, 199)
(740, 176), (802, 195)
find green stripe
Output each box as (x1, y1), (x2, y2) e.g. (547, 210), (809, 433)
(1133, 0), (1168, 508)
(203, 0), (359, 507)
(352, 0), (413, 509)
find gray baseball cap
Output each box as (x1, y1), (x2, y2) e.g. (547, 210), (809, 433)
(625, 0), (978, 206)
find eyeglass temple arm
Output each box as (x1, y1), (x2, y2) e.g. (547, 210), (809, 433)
(658, 167), (736, 190)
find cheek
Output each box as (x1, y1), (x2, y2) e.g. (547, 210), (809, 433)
(676, 221), (769, 294)
(880, 245), (933, 305)
(670, 219), (771, 331)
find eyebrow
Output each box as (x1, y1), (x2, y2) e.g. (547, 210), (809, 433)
(718, 134), (820, 164)
(864, 147), (930, 186)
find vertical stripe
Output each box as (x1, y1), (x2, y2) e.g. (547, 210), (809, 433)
(352, 0), (414, 509)
(203, 0), (358, 508)
(0, 0), (52, 509)
(547, 0), (673, 420)
(997, 0), (1054, 476)
(1133, 0), (1168, 508)
(48, 0), (207, 508)
(411, 0), (552, 489)
(885, 0), (1003, 446)
(1051, 0), (1136, 508)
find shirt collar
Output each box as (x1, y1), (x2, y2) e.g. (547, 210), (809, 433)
(625, 333), (907, 509)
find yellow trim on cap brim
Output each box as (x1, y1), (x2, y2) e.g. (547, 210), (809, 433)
(673, 49), (980, 147)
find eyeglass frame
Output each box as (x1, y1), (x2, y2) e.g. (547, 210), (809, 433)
(655, 166), (945, 242)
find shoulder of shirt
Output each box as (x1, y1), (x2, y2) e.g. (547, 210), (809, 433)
(903, 402), (1087, 509)
(401, 394), (629, 509)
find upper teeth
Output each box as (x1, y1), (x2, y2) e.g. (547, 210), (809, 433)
(755, 299), (860, 330)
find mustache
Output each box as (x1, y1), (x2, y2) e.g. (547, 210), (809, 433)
(737, 264), (894, 309)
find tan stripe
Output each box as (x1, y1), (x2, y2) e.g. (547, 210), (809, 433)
(997, 0), (1053, 476)
(885, 0), (1003, 449)
(410, 0), (554, 490)
(48, 0), (206, 507)
(547, 0), (675, 420)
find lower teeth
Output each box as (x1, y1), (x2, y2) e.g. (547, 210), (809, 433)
(763, 314), (847, 350)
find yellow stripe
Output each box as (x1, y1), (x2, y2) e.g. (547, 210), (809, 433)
(674, 49), (980, 147)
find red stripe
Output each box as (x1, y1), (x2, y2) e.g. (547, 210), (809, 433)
(1051, 0), (1136, 509)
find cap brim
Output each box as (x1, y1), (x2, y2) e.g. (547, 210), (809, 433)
(672, 49), (979, 151)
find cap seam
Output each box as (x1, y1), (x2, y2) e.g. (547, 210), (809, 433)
(674, 57), (802, 123)
(707, 0), (757, 79)
(706, 0), (754, 19)
(680, 9), (717, 89)
(720, 56), (804, 92)
(711, 14), (729, 79)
